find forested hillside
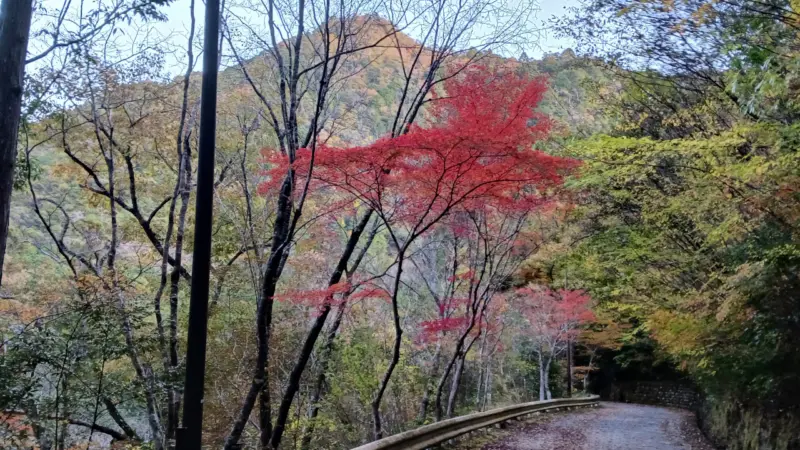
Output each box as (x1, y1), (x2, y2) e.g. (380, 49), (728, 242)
(0, 0), (798, 449)
(545, 1), (800, 447)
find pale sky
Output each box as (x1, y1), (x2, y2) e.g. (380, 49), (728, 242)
(36, 0), (579, 76)
(157, 0), (580, 52)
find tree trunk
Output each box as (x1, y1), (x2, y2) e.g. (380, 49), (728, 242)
(584, 351), (595, 393)
(92, 100), (165, 449)
(544, 358), (552, 400)
(165, 6), (195, 444)
(103, 397), (140, 441)
(566, 338), (573, 397)
(483, 364), (492, 410)
(224, 170), (293, 450)
(0, 0), (33, 287)
(299, 301), (346, 450)
(538, 351), (545, 401)
(166, 142), (191, 446)
(269, 211), (373, 449)
(371, 251), (405, 441)
(434, 352), (456, 421)
(434, 316), (481, 421)
(445, 354), (465, 418)
(475, 331), (486, 408)
(299, 213), (379, 449)
(446, 328), (482, 418)
(417, 338), (442, 423)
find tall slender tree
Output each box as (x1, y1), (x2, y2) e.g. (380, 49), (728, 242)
(0, 0), (33, 287)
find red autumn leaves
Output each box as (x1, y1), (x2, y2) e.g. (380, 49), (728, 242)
(516, 287), (595, 342)
(259, 65), (584, 326)
(261, 66), (578, 226)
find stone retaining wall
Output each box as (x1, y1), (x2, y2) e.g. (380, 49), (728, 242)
(601, 381), (700, 410)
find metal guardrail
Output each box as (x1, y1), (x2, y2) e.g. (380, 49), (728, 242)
(350, 395), (601, 450)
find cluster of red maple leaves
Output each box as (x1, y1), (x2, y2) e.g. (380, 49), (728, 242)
(263, 66), (578, 223)
(516, 286), (596, 342)
(261, 64), (588, 346)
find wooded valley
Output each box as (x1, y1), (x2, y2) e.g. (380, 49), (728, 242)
(0, 0), (798, 449)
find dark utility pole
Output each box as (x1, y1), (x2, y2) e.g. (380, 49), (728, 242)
(177, 0), (220, 448)
(0, 0), (33, 287)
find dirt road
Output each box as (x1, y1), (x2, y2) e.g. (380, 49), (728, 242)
(477, 402), (715, 450)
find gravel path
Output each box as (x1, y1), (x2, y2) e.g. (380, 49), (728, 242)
(478, 402), (715, 450)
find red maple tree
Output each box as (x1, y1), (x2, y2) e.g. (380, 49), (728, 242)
(260, 65), (580, 437)
(264, 66), (577, 228)
(516, 285), (594, 400)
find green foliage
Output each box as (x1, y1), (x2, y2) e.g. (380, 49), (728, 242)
(0, 294), (148, 447)
(520, 50), (617, 137)
(12, 153), (41, 191)
(553, 124), (800, 403)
